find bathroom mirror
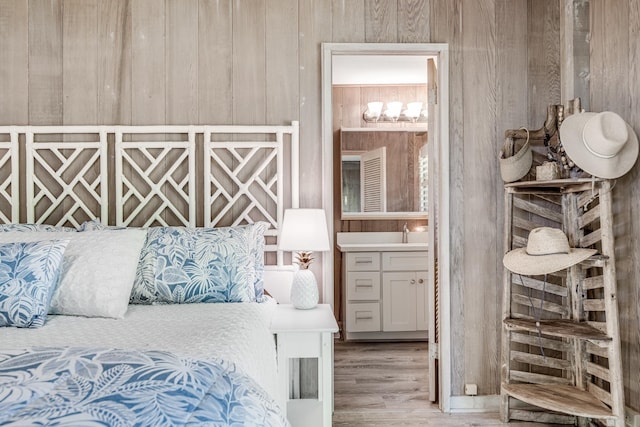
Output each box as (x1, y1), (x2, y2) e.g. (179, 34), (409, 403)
(331, 53), (432, 220)
(340, 128), (428, 217)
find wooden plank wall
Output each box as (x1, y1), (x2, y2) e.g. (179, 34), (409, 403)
(588, 0), (640, 412)
(7, 0), (635, 405)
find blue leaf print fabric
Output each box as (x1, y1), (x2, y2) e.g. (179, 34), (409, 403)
(130, 223), (268, 305)
(0, 347), (289, 426)
(0, 224), (77, 233)
(0, 240), (69, 328)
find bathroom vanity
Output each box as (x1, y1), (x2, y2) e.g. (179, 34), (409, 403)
(337, 232), (429, 341)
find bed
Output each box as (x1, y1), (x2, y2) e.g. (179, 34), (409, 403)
(0, 123), (300, 426)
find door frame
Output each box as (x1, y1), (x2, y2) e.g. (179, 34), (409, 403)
(320, 42), (451, 412)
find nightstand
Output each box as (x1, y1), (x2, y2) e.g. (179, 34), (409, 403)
(270, 304), (339, 427)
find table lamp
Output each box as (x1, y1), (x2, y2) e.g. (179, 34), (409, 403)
(278, 208), (330, 309)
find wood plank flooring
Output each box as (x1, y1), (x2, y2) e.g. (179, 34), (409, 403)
(332, 340), (564, 427)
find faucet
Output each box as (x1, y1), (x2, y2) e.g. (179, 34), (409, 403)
(402, 222), (409, 243)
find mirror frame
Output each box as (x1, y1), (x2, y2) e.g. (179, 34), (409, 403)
(339, 127), (429, 220)
(330, 51), (431, 220)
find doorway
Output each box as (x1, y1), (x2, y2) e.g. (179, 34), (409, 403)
(321, 43), (451, 412)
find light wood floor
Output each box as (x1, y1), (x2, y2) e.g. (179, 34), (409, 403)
(332, 340), (563, 427)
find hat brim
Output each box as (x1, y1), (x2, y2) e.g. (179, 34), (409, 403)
(503, 247), (597, 275)
(560, 112), (639, 179)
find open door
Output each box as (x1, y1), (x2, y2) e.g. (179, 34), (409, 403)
(427, 57), (440, 404)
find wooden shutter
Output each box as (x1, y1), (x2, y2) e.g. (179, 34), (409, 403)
(360, 146), (387, 212)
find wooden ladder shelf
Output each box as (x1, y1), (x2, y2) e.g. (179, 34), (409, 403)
(500, 178), (625, 426)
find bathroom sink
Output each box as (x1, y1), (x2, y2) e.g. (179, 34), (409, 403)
(336, 231), (428, 252)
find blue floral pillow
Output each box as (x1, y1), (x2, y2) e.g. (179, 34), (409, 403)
(130, 223), (268, 304)
(0, 224), (77, 233)
(0, 240), (69, 328)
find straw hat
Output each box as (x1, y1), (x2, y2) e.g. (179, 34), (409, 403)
(559, 111), (639, 179)
(499, 134), (532, 183)
(503, 227), (596, 275)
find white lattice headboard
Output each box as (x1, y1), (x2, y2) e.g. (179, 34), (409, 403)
(0, 122), (299, 267)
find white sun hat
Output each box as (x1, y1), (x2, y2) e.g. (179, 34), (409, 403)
(503, 227), (597, 275)
(559, 111), (639, 179)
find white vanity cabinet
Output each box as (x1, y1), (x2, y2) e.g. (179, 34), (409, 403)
(338, 232), (429, 341)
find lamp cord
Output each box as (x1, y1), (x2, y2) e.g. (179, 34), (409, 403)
(519, 273), (547, 361)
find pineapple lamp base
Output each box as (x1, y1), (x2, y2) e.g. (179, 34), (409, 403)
(290, 269), (319, 310)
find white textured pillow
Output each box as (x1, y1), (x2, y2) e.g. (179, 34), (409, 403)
(0, 230), (147, 319)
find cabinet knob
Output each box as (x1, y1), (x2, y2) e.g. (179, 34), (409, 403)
(410, 279), (416, 284)
(418, 278), (424, 284)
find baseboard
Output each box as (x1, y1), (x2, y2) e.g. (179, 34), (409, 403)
(449, 393), (640, 426)
(448, 395), (500, 413)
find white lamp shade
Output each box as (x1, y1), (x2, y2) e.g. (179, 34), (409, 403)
(278, 208), (330, 252)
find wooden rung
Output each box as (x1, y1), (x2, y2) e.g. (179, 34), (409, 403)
(509, 409), (575, 425)
(577, 186), (601, 207)
(513, 235), (527, 248)
(513, 216), (548, 234)
(588, 382), (613, 407)
(513, 197), (563, 223)
(586, 320), (607, 333)
(582, 275), (604, 290)
(502, 383), (616, 419)
(586, 361), (611, 382)
(580, 256), (607, 268)
(580, 229), (601, 248)
(579, 204), (601, 229)
(510, 370), (572, 385)
(512, 294), (568, 316)
(586, 341), (610, 357)
(511, 275), (568, 296)
(584, 299), (606, 312)
(511, 350), (572, 370)
(511, 331), (570, 352)
(504, 318), (611, 340)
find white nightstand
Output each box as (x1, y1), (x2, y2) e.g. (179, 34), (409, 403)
(270, 304), (339, 427)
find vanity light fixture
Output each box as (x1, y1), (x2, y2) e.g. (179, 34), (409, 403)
(363, 100), (428, 123)
(278, 208), (331, 310)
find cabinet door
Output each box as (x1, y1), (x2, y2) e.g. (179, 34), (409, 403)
(382, 272), (417, 331)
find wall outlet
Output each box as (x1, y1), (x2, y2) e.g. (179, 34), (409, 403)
(464, 383), (478, 396)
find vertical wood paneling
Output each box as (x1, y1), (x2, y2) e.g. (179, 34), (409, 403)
(97, 0), (132, 125)
(398, 0), (430, 42)
(62, 0), (98, 124)
(0, 0), (28, 125)
(299, 0), (331, 208)
(332, 0), (365, 42)
(625, 0), (640, 404)
(198, 0), (232, 124)
(365, 0), (397, 42)
(589, 0), (639, 412)
(431, 0), (466, 394)
(461, 0), (498, 394)
(266, 0), (298, 124)
(131, 0), (165, 124)
(527, 0), (561, 126)
(232, 1), (265, 124)
(495, 0), (528, 396)
(166, 0), (198, 124)
(28, 0), (63, 124)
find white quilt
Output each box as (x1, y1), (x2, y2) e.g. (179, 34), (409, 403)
(0, 298), (279, 399)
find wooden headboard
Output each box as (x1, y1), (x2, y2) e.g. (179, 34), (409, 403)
(0, 122), (299, 267)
